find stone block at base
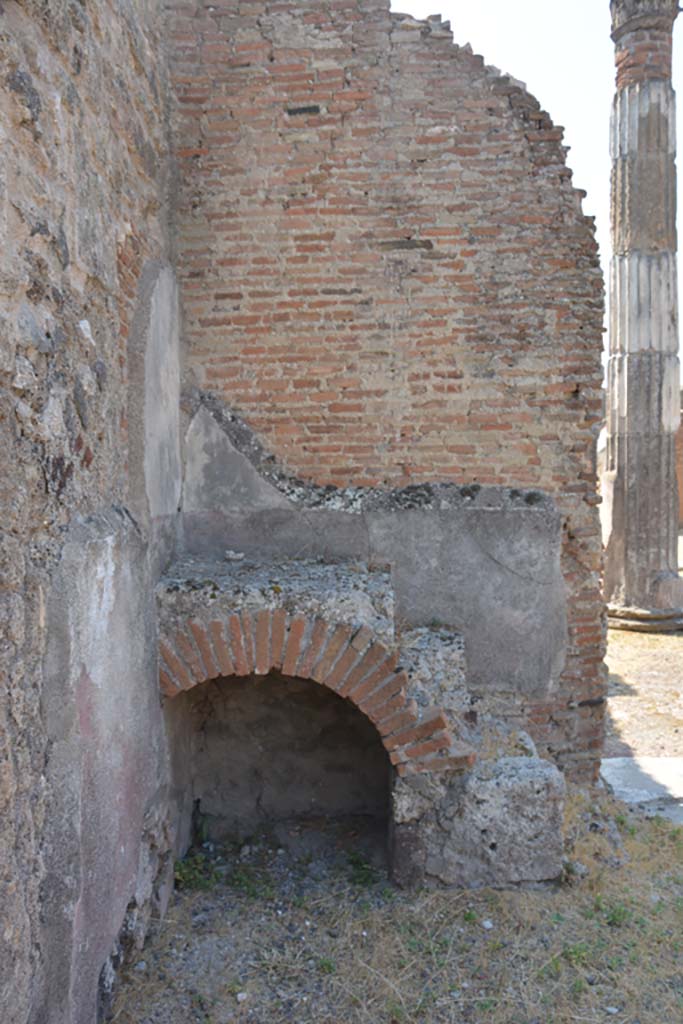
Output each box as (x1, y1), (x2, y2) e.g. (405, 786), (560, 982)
(393, 757), (565, 888)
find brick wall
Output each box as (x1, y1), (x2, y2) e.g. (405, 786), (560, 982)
(166, 0), (605, 779)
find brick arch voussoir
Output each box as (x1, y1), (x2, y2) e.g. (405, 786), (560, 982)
(158, 609), (474, 777)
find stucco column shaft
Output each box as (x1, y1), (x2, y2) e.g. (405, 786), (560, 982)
(603, 0), (683, 630)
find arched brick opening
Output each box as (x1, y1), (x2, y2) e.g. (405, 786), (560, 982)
(159, 610), (466, 777)
(176, 669), (392, 843)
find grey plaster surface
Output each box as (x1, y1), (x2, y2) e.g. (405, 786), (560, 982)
(128, 261), (182, 527)
(183, 407), (292, 516)
(39, 510), (172, 1024)
(180, 404), (567, 700)
(143, 266), (182, 519)
(601, 756), (683, 824)
(369, 506), (566, 697)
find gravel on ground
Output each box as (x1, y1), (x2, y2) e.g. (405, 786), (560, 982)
(112, 792), (683, 1024)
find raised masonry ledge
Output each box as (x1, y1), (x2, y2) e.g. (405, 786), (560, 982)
(156, 554), (475, 778)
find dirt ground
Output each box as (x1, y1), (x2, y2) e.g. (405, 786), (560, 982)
(111, 796), (683, 1024)
(112, 629), (683, 1024)
(604, 629), (683, 758)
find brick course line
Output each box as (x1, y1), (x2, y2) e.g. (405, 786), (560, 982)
(348, 656), (400, 705)
(362, 670), (408, 713)
(296, 617), (328, 677)
(363, 691), (406, 727)
(310, 624), (353, 683)
(159, 667), (179, 696)
(337, 643), (390, 697)
(240, 611), (256, 673)
(189, 620), (220, 679)
(395, 731), (453, 763)
(208, 619), (235, 677)
(282, 615), (308, 677)
(271, 608), (287, 670)
(174, 631), (205, 681)
(384, 709), (450, 750)
(228, 613), (250, 676)
(255, 609), (271, 675)
(159, 640), (193, 691)
(325, 643), (364, 691)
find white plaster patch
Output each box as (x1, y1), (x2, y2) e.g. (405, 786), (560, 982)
(661, 357), (681, 433)
(88, 535), (116, 669)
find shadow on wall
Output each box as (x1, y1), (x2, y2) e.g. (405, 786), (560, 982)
(172, 671), (392, 845)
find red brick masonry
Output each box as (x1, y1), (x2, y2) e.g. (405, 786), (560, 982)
(159, 609), (476, 778)
(167, 0), (605, 780)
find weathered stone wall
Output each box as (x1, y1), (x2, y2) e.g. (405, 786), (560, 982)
(167, 0), (605, 778)
(677, 394), (683, 525)
(0, 2), (179, 1021)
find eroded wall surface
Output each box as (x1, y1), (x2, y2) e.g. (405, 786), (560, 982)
(167, 0), (606, 779)
(0, 2), (180, 1020)
(677, 399), (683, 525)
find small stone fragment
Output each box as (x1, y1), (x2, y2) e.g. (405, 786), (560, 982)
(225, 549), (245, 561)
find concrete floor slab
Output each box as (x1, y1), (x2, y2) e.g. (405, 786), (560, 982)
(601, 756), (683, 802)
(661, 804), (683, 825)
(601, 756), (683, 825)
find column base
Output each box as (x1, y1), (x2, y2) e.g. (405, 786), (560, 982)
(608, 604), (683, 633)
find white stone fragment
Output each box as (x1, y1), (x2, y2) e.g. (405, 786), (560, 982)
(225, 550), (246, 561)
(78, 319), (95, 345)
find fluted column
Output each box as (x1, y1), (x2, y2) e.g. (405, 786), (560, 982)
(602, 0), (683, 630)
